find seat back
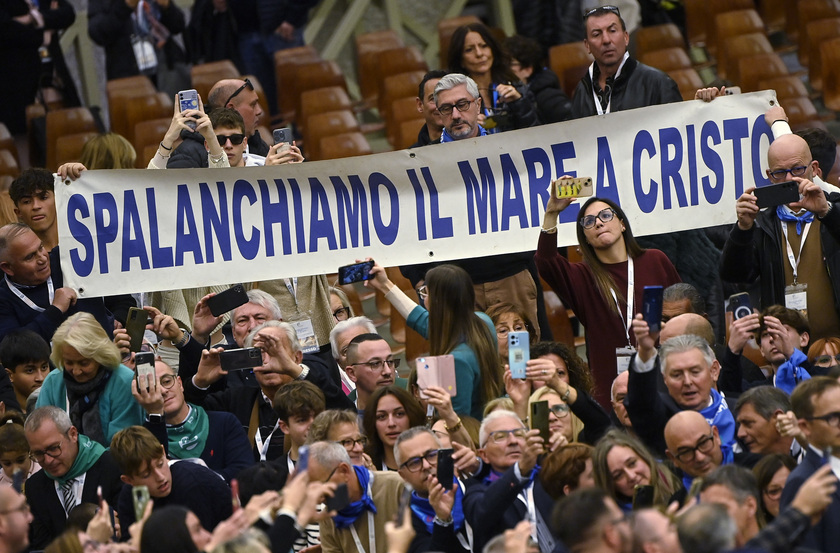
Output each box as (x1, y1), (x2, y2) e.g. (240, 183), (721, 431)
(133, 117), (172, 168)
(191, 60), (240, 102)
(376, 48), (429, 115)
(757, 76), (808, 100)
(379, 71), (427, 125)
(274, 45), (321, 119)
(355, 30), (404, 105)
(714, 9), (765, 59)
(0, 151), (20, 178)
(799, 0), (840, 62)
(54, 131), (98, 168)
(386, 97), (422, 146)
(318, 132), (372, 161)
(667, 68), (704, 100)
(737, 52), (788, 92)
(124, 93), (173, 144)
(548, 42), (593, 98)
(635, 24), (685, 58)
(639, 47), (692, 72)
(299, 86), (353, 133)
(819, 36), (840, 111)
(304, 110), (360, 161)
(806, 17), (840, 91)
(720, 32), (773, 83)
(292, 60), (348, 123)
(45, 107), (98, 170)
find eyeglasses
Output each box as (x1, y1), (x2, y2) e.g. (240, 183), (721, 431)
(216, 133), (245, 146)
(583, 5), (621, 19)
(806, 411), (840, 427)
(487, 428), (528, 444)
(400, 449), (439, 472)
(323, 465), (339, 483)
(437, 99), (474, 116)
(159, 374), (178, 389)
(417, 286), (428, 300)
(332, 307), (351, 321)
(549, 404), (570, 418)
(673, 433), (716, 463)
(768, 162), (812, 183)
(335, 436), (367, 449)
(30, 437), (64, 462)
(813, 354), (840, 366)
(763, 486), (784, 500)
(0, 501), (29, 515)
(223, 78), (254, 107)
(580, 207), (617, 229)
(349, 358), (400, 371)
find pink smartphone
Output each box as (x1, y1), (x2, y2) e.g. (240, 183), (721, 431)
(416, 355), (456, 399)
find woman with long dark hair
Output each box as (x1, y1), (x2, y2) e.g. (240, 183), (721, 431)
(447, 22), (539, 133)
(367, 262), (501, 419)
(535, 193), (680, 407)
(362, 386), (425, 471)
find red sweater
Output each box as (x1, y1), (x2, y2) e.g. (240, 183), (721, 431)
(535, 231), (680, 408)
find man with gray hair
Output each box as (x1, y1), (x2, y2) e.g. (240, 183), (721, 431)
(735, 386), (799, 457)
(394, 427), (469, 553)
(24, 406), (123, 549)
(676, 503), (736, 553)
(626, 315), (736, 456)
(307, 441), (404, 553)
(433, 73), (487, 142)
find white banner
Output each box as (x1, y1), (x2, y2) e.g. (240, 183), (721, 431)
(56, 91), (776, 297)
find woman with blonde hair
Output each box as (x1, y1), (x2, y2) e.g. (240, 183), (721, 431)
(592, 429), (682, 511)
(79, 133), (136, 169)
(36, 312), (143, 445)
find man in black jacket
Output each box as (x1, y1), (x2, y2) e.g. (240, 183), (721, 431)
(571, 5), (681, 118)
(720, 133), (840, 342)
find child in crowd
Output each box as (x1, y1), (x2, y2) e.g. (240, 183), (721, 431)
(0, 330), (52, 413)
(0, 412), (41, 490)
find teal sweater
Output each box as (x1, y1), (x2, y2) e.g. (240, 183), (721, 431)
(406, 307), (495, 420)
(37, 365), (144, 445)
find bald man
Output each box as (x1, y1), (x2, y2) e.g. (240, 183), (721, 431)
(720, 133), (840, 341)
(664, 411), (729, 489)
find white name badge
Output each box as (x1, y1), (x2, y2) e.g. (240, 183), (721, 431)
(131, 36), (157, 72)
(290, 319), (319, 354)
(616, 346), (635, 374)
(784, 283), (808, 312)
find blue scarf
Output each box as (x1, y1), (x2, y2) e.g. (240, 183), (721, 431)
(483, 464), (540, 486)
(409, 486), (466, 533)
(332, 466), (377, 530)
(440, 125), (488, 143)
(776, 205), (814, 235)
(700, 389), (735, 448)
(775, 348), (811, 394)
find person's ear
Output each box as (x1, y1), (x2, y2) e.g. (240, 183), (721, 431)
(120, 474), (135, 486)
(416, 97), (424, 114)
(13, 207), (20, 218)
(665, 449), (675, 464)
(345, 365), (358, 383)
(710, 360), (721, 383)
(294, 350), (303, 364)
(745, 495), (758, 518)
(278, 419), (290, 434)
(68, 426), (79, 443)
(478, 447), (489, 465)
(799, 332), (809, 349)
(4, 368), (12, 383)
(0, 262), (12, 278)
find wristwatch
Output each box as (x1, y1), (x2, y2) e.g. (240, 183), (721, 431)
(296, 364), (310, 380)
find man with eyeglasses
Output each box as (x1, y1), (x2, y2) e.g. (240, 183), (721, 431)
(721, 133), (840, 342)
(781, 376), (840, 552)
(344, 334), (400, 416)
(0, 487), (33, 553)
(307, 441), (404, 553)
(23, 406), (122, 550)
(393, 427), (470, 553)
(663, 411), (731, 490)
(571, 5), (680, 119)
(329, 317), (377, 396)
(463, 410), (553, 553)
(131, 359), (253, 482)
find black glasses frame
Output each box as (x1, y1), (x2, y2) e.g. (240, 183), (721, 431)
(223, 78), (254, 107)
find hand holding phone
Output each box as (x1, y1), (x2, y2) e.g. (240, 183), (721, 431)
(530, 400), (550, 444)
(436, 449), (454, 490)
(206, 284), (249, 317)
(125, 307), (149, 353)
(416, 355), (457, 399)
(554, 176), (594, 199)
(178, 89), (200, 130)
(729, 292), (753, 320)
(135, 352), (156, 391)
(132, 485), (151, 522)
(337, 261), (374, 285)
(754, 181), (800, 209)
(642, 286), (664, 334)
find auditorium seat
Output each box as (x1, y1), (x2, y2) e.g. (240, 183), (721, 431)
(683, 0), (708, 46)
(299, 86), (353, 133)
(0, 150), (20, 178)
(0, 176), (18, 226)
(273, 45), (321, 120)
(304, 110), (360, 161)
(805, 18), (840, 91)
(191, 60), (240, 103)
(292, 60), (348, 124)
(719, 33), (773, 83)
(375, 47), (428, 115)
(737, 53), (788, 93)
(386, 96), (422, 146)
(639, 47), (692, 72)
(0, 124), (19, 166)
(133, 117), (171, 168)
(548, 42), (593, 98)
(782, 97), (820, 128)
(54, 131), (98, 168)
(706, 0), (757, 56)
(713, 9), (765, 62)
(820, 36), (840, 111)
(124, 92), (172, 144)
(756, 76), (808, 100)
(635, 24), (686, 59)
(45, 107), (98, 171)
(667, 68), (704, 101)
(355, 30), (404, 106)
(379, 71), (427, 127)
(396, 119), (424, 150)
(799, 0), (840, 63)
(759, 0), (787, 32)
(318, 132), (372, 160)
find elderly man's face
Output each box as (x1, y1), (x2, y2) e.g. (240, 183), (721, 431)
(662, 349), (719, 411)
(232, 302), (273, 346)
(436, 84), (481, 140)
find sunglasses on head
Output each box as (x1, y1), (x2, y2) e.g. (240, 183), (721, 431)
(216, 133), (245, 146)
(223, 78), (254, 107)
(583, 5), (621, 19)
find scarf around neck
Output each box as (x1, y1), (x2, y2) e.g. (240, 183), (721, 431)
(50, 434), (106, 485)
(777, 205), (814, 235)
(333, 465), (377, 530)
(409, 485), (466, 533)
(64, 367), (110, 445)
(167, 404), (210, 459)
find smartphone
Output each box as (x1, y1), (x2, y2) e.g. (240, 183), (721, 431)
(729, 292), (753, 320)
(273, 127), (293, 152)
(125, 307), (148, 353)
(632, 485), (655, 509)
(132, 485), (151, 522)
(135, 352), (155, 390)
(436, 449), (454, 490)
(337, 260), (374, 285)
(219, 347), (262, 372)
(325, 483), (350, 512)
(724, 86), (742, 95)
(206, 284), (249, 317)
(395, 484), (413, 522)
(508, 331), (530, 379)
(554, 176), (594, 199)
(642, 285), (664, 334)
(530, 400), (550, 444)
(416, 355), (457, 399)
(754, 180), (799, 209)
(297, 445), (310, 473)
(178, 89), (199, 130)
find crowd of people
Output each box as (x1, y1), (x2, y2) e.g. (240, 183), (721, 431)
(1, 3), (840, 553)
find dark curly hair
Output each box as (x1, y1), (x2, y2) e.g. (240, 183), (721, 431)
(531, 341), (595, 395)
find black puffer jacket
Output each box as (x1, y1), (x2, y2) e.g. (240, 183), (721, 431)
(571, 57), (681, 118)
(489, 81), (541, 132)
(527, 68), (572, 124)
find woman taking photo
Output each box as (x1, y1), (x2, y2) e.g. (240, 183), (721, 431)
(447, 22), (539, 133)
(592, 430), (683, 512)
(367, 261), (501, 419)
(37, 312), (143, 445)
(535, 193), (680, 407)
(362, 386), (425, 471)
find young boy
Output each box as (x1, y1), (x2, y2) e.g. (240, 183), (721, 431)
(9, 169), (58, 251)
(0, 330), (51, 413)
(110, 426), (232, 532)
(274, 380), (325, 471)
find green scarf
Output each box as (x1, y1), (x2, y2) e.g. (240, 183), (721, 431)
(167, 404), (210, 460)
(51, 435), (106, 485)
